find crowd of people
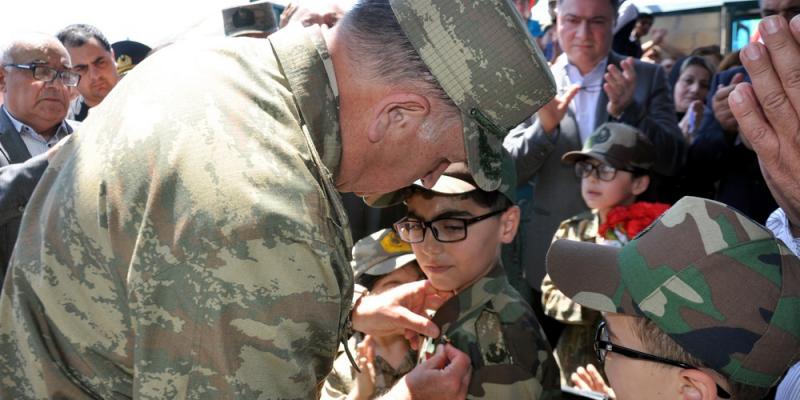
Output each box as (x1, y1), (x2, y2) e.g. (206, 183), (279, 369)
(0, 0), (799, 399)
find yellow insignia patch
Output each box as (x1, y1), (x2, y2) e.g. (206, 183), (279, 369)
(380, 231), (411, 254)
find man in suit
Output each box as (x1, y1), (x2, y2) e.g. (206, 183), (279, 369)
(503, 0), (684, 344)
(57, 24), (121, 122)
(0, 33), (79, 281)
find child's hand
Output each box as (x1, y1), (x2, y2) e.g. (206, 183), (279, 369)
(351, 336), (377, 400)
(571, 363), (616, 399)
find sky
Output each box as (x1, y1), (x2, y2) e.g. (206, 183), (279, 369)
(1, 1), (259, 48)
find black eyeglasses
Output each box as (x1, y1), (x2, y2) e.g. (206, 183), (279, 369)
(393, 208), (507, 244)
(3, 63), (80, 87)
(594, 321), (731, 399)
(574, 160), (624, 182)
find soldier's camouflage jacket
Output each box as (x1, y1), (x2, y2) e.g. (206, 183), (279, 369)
(425, 264), (560, 399)
(0, 26), (354, 399)
(321, 334), (415, 399)
(541, 210), (603, 386)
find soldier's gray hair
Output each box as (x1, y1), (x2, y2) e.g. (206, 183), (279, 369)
(339, 0), (459, 120)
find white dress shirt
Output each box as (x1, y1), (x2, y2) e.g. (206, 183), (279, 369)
(563, 58), (608, 144)
(2, 107), (70, 157)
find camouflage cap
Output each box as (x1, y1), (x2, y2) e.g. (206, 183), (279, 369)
(352, 229), (417, 280)
(561, 122), (655, 172)
(366, 150), (517, 208)
(546, 196), (800, 388)
(389, 0), (555, 191)
(223, 1), (278, 38)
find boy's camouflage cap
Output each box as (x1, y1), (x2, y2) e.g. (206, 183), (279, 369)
(546, 196), (800, 388)
(561, 122), (655, 172)
(390, 0), (555, 192)
(365, 151), (517, 208)
(223, 1), (278, 37)
(352, 229), (417, 280)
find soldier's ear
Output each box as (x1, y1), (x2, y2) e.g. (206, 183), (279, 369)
(499, 205), (520, 244)
(367, 93), (430, 144)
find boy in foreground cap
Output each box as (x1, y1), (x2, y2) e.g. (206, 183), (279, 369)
(547, 196), (800, 399)
(541, 122), (662, 387)
(386, 161), (560, 399)
(323, 229), (424, 400)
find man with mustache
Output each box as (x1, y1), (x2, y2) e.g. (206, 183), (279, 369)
(0, 33), (80, 281)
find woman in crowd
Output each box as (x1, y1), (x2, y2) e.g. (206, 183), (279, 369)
(673, 56), (715, 142)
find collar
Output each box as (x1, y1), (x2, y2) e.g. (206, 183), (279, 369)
(2, 105), (70, 138)
(564, 57), (608, 81)
(431, 263), (509, 335)
(268, 25), (342, 176)
(584, 209), (601, 241)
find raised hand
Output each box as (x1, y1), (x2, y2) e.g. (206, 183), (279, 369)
(605, 57), (637, 119)
(729, 14), (800, 234)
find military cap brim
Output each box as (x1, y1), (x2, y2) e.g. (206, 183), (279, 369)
(389, 0), (555, 192)
(365, 152), (516, 208)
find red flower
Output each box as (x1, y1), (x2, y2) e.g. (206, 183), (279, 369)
(599, 202), (670, 242)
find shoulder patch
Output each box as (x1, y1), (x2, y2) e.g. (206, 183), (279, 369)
(475, 309), (511, 366)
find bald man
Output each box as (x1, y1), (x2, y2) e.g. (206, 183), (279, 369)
(0, 34), (80, 281)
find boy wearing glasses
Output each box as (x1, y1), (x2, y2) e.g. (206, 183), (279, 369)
(541, 122), (656, 387)
(382, 161), (561, 399)
(546, 196), (800, 399)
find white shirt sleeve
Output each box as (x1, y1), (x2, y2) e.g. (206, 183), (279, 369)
(777, 362), (800, 400)
(766, 208), (800, 257)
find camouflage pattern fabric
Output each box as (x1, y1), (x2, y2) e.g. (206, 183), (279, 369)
(423, 263), (560, 399)
(321, 334), (416, 399)
(389, 0), (555, 191)
(547, 196), (800, 388)
(541, 210), (603, 386)
(0, 26), (354, 399)
(561, 122), (656, 172)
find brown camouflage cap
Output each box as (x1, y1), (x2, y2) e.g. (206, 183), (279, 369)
(365, 150), (517, 208)
(352, 229), (417, 280)
(546, 196), (800, 388)
(389, 0), (555, 191)
(561, 122), (655, 172)
(223, 1), (278, 37)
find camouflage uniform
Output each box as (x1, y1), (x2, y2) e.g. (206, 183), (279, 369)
(547, 196), (800, 390)
(0, 1), (556, 398)
(540, 210), (602, 386)
(0, 27), (354, 399)
(321, 334), (416, 399)
(422, 264), (561, 399)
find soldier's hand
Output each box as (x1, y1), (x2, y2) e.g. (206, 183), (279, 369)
(730, 14), (800, 236)
(383, 344), (471, 400)
(538, 84), (580, 134)
(713, 72), (745, 135)
(352, 280), (452, 342)
(605, 57), (637, 119)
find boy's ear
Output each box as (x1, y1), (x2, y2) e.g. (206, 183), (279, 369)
(499, 205), (520, 244)
(367, 93), (430, 144)
(679, 369), (724, 400)
(631, 174), (650, 196)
